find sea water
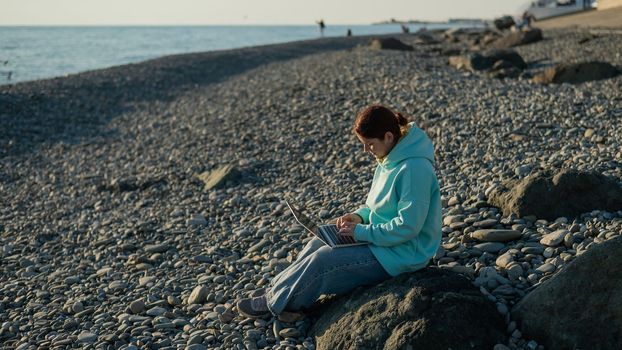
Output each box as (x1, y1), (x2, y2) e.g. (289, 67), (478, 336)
(0, 24), (476, 85)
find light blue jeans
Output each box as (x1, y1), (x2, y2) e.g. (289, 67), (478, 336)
(265, 237), (392, 315)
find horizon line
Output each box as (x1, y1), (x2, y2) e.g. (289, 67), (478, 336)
(0, 18), (493, 27)
(0, 23), (486, 28)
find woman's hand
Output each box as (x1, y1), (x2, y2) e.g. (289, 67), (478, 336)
(337, 221), (356, 237)
(336, 213), (362, 229)
(336, 213), (362, 237)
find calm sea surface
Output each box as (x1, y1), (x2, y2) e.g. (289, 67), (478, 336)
(0, 24), (477, 85)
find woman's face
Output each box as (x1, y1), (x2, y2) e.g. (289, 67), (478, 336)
(356, 132), (395, 159)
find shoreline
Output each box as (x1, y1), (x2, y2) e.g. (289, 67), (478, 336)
(0, 22), (483, 87)
(0, 32), (401, 89)
(0, 32), (415, 159)
(3, 6), (620, 88)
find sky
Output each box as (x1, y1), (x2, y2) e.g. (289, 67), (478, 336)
(2, 0), (532, 25)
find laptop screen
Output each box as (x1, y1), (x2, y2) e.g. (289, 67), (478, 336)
(284, 200), (318, 234)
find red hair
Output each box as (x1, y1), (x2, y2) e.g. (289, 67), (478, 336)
(353, 105), (409, 142)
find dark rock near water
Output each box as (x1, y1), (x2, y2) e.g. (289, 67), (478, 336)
(513, 236), (622, 350)
(449, 53), (493, 71)
(442, 28), (465, 43)
(308, 268), (505, 350)
(442, 28), (497, 47)
(449, 49), (526, 79)
(450, 50), (526, 71)
(369, 38), (414, 51)
(491, 28), (543, 48)
(489, 169), (622, 220)
(413, 33), (440, 45)
(533, 61), (620, 84)
(485, 49), (527, 69)
(494, 16), (516, 31)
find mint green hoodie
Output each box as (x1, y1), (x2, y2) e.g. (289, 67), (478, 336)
(353, 122), (441, 277)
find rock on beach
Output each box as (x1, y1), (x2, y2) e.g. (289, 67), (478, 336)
(533, 61), (621, 84)
(513, 237), (622, 350)
(369, 37), (414, 51)
(490, 28), (543, 48)
(489, 169), (622, 220)
(539, 229), (567, 246)
(472, 229), (522, 242)
(309, 268), (506, 350)
(188, 285), (208, 305)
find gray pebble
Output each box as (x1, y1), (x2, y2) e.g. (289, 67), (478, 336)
(78, 331), (98, 343)
(145, 243), (170, 253)
(130, 299), (145, 314)
(188, 285), (208, 304)
(473, 242), (506, 253)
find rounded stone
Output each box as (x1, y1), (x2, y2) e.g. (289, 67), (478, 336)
(188, 285), (208, 305)
(78, 331), (98, 343)
(130, 299), (145, 314)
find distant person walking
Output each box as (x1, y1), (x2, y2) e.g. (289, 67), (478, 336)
(347, 28), (352, 37)
(519, 11), (534, 29)
(317, 19), (326, 36)
(1, 60), (11, 81)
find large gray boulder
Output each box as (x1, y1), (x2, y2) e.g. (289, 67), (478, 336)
(489, 169), (622, 220)
(491, 28), (542, 48)
(449, 53), (494, 71)
(413, 32), (440, 45)
(449, 49), (527, 79)
(493, 15), (516, 31)
(308, 268), (506, 350)
(369, 38), (414, 51)
(533, 61), (620, 84)
(512, 236), (622, 350)
(449, 49), (526, 73)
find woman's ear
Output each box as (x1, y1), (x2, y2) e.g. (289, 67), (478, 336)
(384, 131), (394, 144)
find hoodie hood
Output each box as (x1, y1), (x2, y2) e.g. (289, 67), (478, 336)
(378, 122), (435, 169)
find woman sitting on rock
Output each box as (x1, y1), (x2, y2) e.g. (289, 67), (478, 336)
(236, 104), (442, 318)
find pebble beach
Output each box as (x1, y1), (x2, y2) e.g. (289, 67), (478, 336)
(1, 26), (622, 350)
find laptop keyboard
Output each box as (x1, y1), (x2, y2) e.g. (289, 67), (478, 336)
(321, 225), (356, 245)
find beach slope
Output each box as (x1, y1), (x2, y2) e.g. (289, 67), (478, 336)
(0, 27), (621, 350)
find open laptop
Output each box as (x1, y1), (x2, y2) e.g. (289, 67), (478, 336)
(284, 199), (367, 248)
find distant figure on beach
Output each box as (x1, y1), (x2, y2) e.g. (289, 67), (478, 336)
(519, 11), (534, 29)
(401, 24), (410, 34)
(317, 19), (326, 36)
(235, 105), (442, 319)
(347, 28), (352, 37)
(1, 60), (11, 81)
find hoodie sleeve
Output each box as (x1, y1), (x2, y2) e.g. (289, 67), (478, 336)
(353, 163), (433, 247)
(353, 206), (371, 224)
